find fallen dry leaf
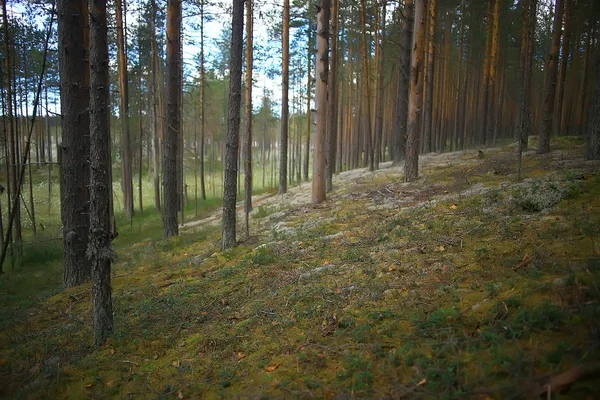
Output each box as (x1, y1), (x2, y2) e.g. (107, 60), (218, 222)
(417, 378), (427, 386)
(265, 363), (280, 372)
(450, 204), (457, 210)
(177, 390), (184, 399)
(236, 352), (246, 361)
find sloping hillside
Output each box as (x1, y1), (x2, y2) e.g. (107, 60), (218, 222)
(1, 137), (599, 399)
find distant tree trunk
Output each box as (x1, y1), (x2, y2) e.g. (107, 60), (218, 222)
(115, 0), (133, 217)
(162, 0), (181, 238)
(480, 0), (494, 146)
(279, 0), (290, 194)
(587, 53), (600, 160)
(57, 0), (91, 287)
(326, 0), (339, 190)
(150, 0), (161, 212)
(200, 0), (207, 201)
(404, 0), (425, 182)
(89, 0), (113, 347)
(373, 1), (386, 170)
(137, 44), (143, 215)
(312, 1), (330, 203)
(360, 0), (373, 171)
(422, 0), (436, 154)
(394, 0), (413, 165)
(222, 0), (244, 249)
(555, 0), (571, 136)
(244, 0), (253, 237)
(304, 40), (311, 182)
(517, 0), (537, 181)
(486, 0), (501, 146)
(539, 0), (564, 154)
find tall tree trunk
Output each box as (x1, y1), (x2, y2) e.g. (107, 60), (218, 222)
(360, 0), (374, 171)
(222, 0), (244, 249)
(312, 0), (330, 203)
(555, 0), (571, 136)
(150, 0), (161, 212)
(279, 0), (290, 194)
(517, 0), (537, 180)
(394, 0), (413, 165)
(404, 0), (425, 182)
(486, 0), (501, 146)
(162, 0), (181, 238)
(115, 0), (134, 217)
(200, 0), (207, 201)
(539, 0), (564, 154)
(373, 2), (386, 169)
(480, 0), (494, 146)
(57, 0), (91, 287)
(89, 0), (113, 346)
(422, 0), (436, 153)
(326, 0), (339, 190)
(304, 41), (311, 182)
(137, 43), (143, 215)
(244, 0), (253, 237)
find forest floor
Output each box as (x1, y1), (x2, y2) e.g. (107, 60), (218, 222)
(1, 136), (600, 399)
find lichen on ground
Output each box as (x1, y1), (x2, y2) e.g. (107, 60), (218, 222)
(1, 136), (599, 399)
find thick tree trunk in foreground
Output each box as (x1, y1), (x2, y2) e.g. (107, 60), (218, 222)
(57, 0), (91, 287)
(244, 0), (253, 236)
(587, 54), (600, 160)
(312, 1), (330, 203)
(279, 0), (290, 194)
(538, 0), (564, 154)
(200, 1), (207, 201)
(394, 0), (413, 165)
(163, 0), (181, 238)
(222, 0), (244, 249)
(89, 0), (113, 347)
(404, 0), (425, 182)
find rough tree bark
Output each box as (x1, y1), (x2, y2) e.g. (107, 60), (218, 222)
(150, 0), (161, 211)
(360, 0), (374, 171)
(404, 0), (425, 182)
(57, 0), (91, 287)
(279, 0), (290, 194)
(162, 0), (181, 238)
(486, 0), (501, 145)
(374, 1), (386, 169)
(312, 0), (330, 203)
(88, 0), (114, 346)
(222, 0), (244, 249)
(538, 0), (564, 154)
(394, 0), (413, 165)
(200, 0), (207, 201)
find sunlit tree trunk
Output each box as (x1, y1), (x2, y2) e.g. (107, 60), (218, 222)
(163, 0), (181, 238)
(326, 0), (339, 190)
(279, 0), (290, 194)
(422, 0), (436, 153)
(312, 1), (330, 203)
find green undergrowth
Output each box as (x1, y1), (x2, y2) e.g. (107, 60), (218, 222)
(1, 137), (599, 399)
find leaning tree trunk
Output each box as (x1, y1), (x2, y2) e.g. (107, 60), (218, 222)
(586, 51), (600, 160)
(222, 0), (244, 249)
(57, 0), (91, 287)
(394, 0), (413, 165)
(162, 0), (181, 238)
(279, 0), (290, 194)
(312, 0), (330, 203)
(404, 0), (426, 182)
(244, 0), (253, 237)
(115, 0), (133, 217)
(89, 0), (113, 347)
(538, 0), (564, 154)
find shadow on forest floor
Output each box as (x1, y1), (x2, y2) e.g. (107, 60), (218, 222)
(1, 136), (600, 399)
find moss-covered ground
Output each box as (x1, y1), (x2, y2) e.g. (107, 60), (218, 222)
(1, 137), (599, 399)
